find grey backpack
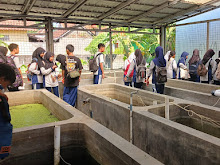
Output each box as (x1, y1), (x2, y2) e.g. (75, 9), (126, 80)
(89, 53), (102, 72)
(155, 66), (167, 83)
(136, 59), (146, 80)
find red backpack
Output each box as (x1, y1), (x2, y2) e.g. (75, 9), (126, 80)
(124, 60), (134, 77)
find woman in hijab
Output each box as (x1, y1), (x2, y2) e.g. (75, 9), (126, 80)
(166, 51), (177, 79)
(213, 51), (220, 85)
(124, 49), (146, 89)
(41, 52), (59, 97)
(200, 49), (216, 84)
(177, 52), (189, 80)
(29, 47), (46, 89)
(0, 46), (23, 91)
(188, 49), (201, 82)
(123, 52), (135, 87)
(147, 46), (166, 94)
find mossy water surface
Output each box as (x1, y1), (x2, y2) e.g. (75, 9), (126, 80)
(10, 104), (59, 128)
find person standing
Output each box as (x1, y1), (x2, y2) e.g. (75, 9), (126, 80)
(188, 49), (201, 82)
(200, 49), (216, 84)
(166, 51), (177, 79)
(62, 44), (83, 107)
(123, 52), (135, 87)
(125, 49), (146, 89)
(177, 52), (189, 80)
(28, 47), (46, 89)
(94, 43), (105, 84)
(147, 46), (167, 94)
(213, 51), (220, 85)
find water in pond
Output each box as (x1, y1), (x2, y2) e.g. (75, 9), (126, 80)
(175, 117), (220, 138)
(10, 104), (59, 128)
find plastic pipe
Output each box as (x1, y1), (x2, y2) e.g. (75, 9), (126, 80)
(165, 97), (169, 120)
(54, 125), (60, 165)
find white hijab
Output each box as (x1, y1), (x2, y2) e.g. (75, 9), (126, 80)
(125, 52), (135, 69)
(164, 51), (171, 61)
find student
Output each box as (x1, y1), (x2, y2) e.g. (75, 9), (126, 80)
(147, 46), (166, 94)
(125, 49), (146, 89)
(213, 51), (220, 85)
(29, 47), (45, 89)
(0, 46), (22, 91)
(123, 52), (135, 87)
(177, 52), (189, 80)
(188, 49), (201, 82)
(56, 54), (66, 84)
(40, 52), (60, 97)
(94, 43), (105, 84)
(0, 63), (16, 160)
(200, 49), (216, 84)
(166, 51), (177, 79)
(62, 44), (83, 107)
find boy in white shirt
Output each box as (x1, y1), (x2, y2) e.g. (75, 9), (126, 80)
(94, 43), (105, 84)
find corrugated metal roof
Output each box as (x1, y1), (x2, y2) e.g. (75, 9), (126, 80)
(0, 0), (219, 28)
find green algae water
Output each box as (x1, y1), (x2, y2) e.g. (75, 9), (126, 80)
(10, 104), (59, 128)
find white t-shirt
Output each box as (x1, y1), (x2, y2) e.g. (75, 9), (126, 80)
(10, 55), (21, 68)
(94, 52), (104, 75)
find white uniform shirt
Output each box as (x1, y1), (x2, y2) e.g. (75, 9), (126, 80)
(94, 52), (104, 75)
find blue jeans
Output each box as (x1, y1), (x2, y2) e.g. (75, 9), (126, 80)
(46, 86), (59, 97)
(63, 86), (78, 107)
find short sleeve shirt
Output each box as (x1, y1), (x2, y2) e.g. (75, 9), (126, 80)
(94, 52), (104, 75)
(64, 56), (83, 87)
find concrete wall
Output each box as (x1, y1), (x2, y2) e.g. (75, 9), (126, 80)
(133, 110), (220, 165)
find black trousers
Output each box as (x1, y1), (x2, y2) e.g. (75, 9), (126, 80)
(134, 82), (143, 89)
(8, 87), (19, 92)
(155, 84), (165, 94)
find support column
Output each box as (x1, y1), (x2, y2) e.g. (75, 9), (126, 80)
(45, 17), (54, 53)
(109, 24), (113, 70)
(206, 21), (210, 51)
(160, 26), (166, 53)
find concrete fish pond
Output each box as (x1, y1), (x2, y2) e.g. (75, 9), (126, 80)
(77, 84), (220, 165)
(1, 89), (161, 165)
(10, 104), (59, 128)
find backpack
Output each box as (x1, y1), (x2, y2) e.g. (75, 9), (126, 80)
(156, 66), (167, 83)
(189, 62), (199, 75)
(197, 59), (212, 77)
(89, 53), (102, 72)
(136, 59), (146, 80)
(66, 57), (80, 78)
(26, 63), (37, 81)
(124, 60), (134, 77)
(216, 63), (220, 80)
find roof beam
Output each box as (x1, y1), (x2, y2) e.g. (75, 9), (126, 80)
(97, 0), (138, 20)
(21, 0), (31, 14)
(62, 0), (87, 18)
(21, 0), (37, 15)
(154, 0), (220, 25)
(127, 0), (180, 23)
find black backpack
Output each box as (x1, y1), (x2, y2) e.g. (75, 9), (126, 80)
(156, 66), (167, 83)
(189, 62), (199, 75)
(89, 53), (102, 72)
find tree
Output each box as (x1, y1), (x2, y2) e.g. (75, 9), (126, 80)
(0, 35), (8, 47)
(166, 27), (176, 51)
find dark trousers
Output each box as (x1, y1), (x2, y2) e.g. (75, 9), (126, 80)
(134, 82), (143, 89)
(189, 74), (200, 82)
(155, 84), (165, 94)
(46, 86), (59, 97)
(214, 80), (220, 85)
(125, 82), (132, 87)
(201, 81), (209, 84)
(8, 87), (19, 92)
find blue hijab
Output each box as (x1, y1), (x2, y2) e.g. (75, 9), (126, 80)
(177, 52), (189, 67)
(153, 46), (166, 67)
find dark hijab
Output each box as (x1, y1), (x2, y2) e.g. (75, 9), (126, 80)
(153, 46), (166, 67)
(188, 49), (200, 65)
(56, 54), (66, 68)
(135, 49), (145, 66)
(32, 47), (46, 68)
(44, 52), (55, 69)
(177, 52), (189, 67)
(202, 49), (215, 65)
(0, 46), (8, 63)
(168, 51), (175, 61)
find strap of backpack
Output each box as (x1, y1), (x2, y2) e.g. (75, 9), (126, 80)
(66, 56), (69, 72)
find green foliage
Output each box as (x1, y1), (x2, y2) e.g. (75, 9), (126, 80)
(80, 58), (88, 65)
(85, 28), (160, 63)
(0, 35), (8, 47)
(166, 27), (176, 51)
(20, 65), (28, 74)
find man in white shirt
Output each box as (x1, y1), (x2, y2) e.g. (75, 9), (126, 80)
(8, 43), (21, 69)
(94, 43), (105, 84)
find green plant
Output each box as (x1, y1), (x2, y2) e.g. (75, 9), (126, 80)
(166, 27), (176, 51)
(80, 59), (88, 65)
(0, 35), (8, 47)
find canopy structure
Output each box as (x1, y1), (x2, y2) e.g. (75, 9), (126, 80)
(0, 0), (220, 68)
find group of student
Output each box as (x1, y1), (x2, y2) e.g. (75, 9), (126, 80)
(123, 46), (220, 94)
(0, 42), (106, 160)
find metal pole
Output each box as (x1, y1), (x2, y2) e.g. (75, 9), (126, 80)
(160, 26), (166, 53)
(45, 17), (54, 53)
(54, 125), (60, 165)
(109, 24), (113, 70)
(206, 21), (210, 51)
